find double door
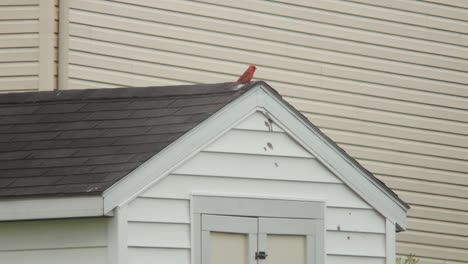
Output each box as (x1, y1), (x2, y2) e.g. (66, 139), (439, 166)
(202, 214), (319, 264)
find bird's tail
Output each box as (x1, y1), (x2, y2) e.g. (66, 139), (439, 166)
(227, 81), (238, 88)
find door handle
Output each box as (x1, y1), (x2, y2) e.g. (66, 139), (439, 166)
(255, 251), (268, 260)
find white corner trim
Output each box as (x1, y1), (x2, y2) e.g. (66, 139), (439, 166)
(386, 219), (396, 263)
(102, 88), (263, 214)
(0, 196), (103, 221)
(107, 205), (128, 264)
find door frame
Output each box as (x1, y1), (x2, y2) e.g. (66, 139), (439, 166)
(192, 195), (326, 264)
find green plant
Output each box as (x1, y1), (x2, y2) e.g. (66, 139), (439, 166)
(396, 254), (420, 264)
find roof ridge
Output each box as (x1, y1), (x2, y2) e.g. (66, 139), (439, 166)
(0, 82), (260, 105)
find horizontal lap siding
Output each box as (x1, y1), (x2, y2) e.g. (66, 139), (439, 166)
(130, 115), (387, 263)
(127, 197), (191, 264)
(0, 3), (40, 92)
(0, 218), (108, 264)
(66, 1), (468, 263)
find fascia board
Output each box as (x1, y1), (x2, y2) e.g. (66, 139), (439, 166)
(102, 87), (263, 214)
(0, 195), (103, 221)
(257, 84), (408, 229)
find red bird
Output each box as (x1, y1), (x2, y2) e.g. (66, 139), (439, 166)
(229, 65), (256, 87)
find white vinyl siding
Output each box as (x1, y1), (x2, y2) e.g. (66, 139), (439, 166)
(127, 112), (388, 263)
(126, 198), (191, 264)
(0, 218), (108, 264)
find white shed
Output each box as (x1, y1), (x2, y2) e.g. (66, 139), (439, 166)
(0, 81), (409, 264)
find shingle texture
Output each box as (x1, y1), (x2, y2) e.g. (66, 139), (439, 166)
(0, 82), (255, 197)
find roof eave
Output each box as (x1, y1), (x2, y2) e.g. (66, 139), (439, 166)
(0, 195), (104, 222)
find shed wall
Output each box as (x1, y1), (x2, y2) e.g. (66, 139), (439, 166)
(0, 217), (108, 264)
(127, 112), (388, 264)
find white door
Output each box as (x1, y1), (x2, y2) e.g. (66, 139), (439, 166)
(202, 215), (320, 264)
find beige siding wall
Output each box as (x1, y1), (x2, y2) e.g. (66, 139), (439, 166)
(0, 217), (108, 264)
(0, 0), (40, 92)
(0, 0), (58, 93)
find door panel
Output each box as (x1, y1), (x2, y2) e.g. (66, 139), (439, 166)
(202, 215), (257, 264)
(267, 234), (306, 264)
(210, 232), (249, 264)
(258, 218), (322, 264)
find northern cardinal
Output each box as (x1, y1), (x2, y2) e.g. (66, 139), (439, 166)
(229, 65), (256, 87)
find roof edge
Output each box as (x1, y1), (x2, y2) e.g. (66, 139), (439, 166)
(0, 195), (104, 222)
(256, 83), (408, 228)
(0, 82), (245, 105)
(260, 82), (409, 209)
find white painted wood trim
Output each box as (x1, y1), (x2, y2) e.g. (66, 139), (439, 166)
(102, 88), (262, 213)
(193, 195), (325, 219)
(202, 215), (258, 233)
(0, 196), (103, 221)
(192, 203), (202, 264)
(306, 235), (315, 264)
(386, 219), (396, 264)
(107, 205), (128, 264)
(58, 0), (69, 90)
(201, 230), (210, 264)
(257, 84), (408, 229)
(38, 0), (55, 91)
(248, 233), (257, 264)
(190, 191), (328, 204)
(257, 233), (267, 264)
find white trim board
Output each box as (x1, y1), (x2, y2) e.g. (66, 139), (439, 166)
(0, 195), (103, 221)
(107, 205), (128, 264)
(102, 83), (407, 230)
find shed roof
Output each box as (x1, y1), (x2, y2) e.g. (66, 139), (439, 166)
(0, 83), (255, 197)
(0, 81), (408, 211)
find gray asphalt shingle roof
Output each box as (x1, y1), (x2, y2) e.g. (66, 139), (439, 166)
(0, 81), (407, 210)
(0, 82), (255, 197)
